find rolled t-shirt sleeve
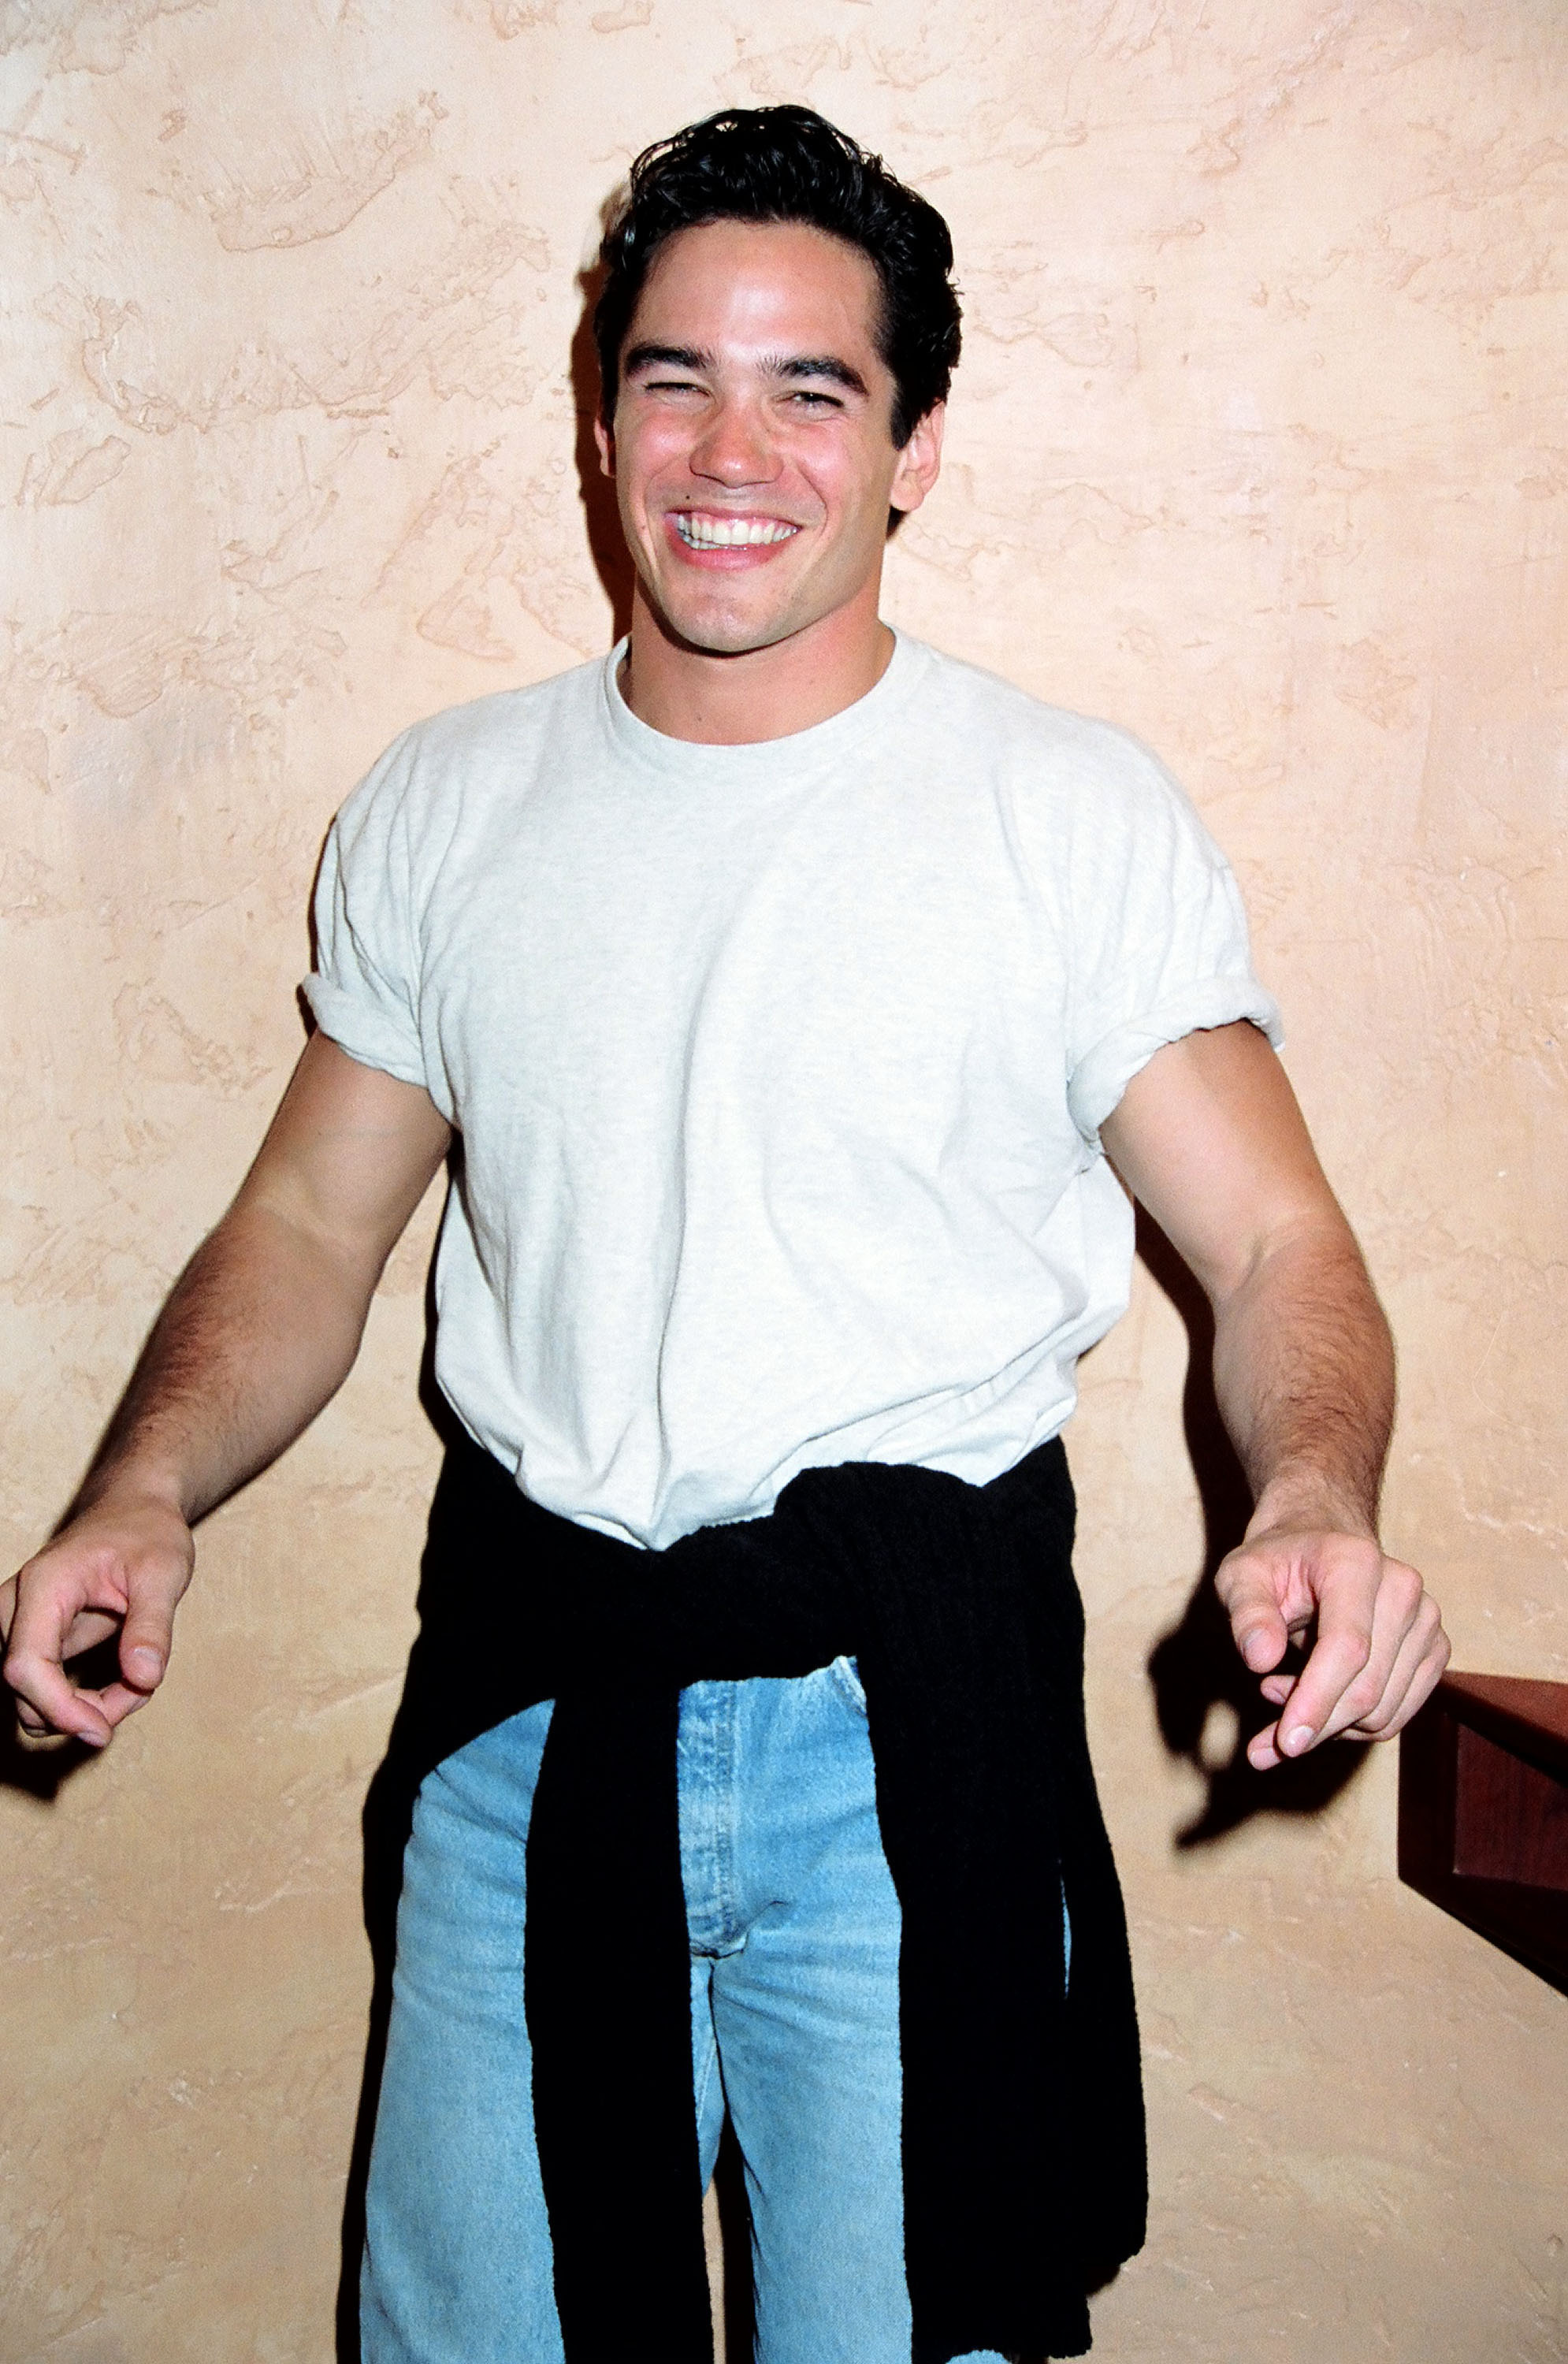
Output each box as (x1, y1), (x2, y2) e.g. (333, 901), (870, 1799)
(302, 735), (429, 1089)
(1058, 726), (1283, 1144)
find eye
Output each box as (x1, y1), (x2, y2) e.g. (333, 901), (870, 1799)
(786, 389), (842, 411)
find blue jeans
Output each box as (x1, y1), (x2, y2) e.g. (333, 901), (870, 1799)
(362, 1660), (1039, 2363)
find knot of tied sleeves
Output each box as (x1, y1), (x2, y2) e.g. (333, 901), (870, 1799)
(388, 1433), (1147, 2364)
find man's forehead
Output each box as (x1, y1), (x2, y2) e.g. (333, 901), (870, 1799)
(628, 218), (884, 351)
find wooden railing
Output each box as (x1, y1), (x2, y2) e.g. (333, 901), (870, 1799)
(1398, 1672), (1568, 1995)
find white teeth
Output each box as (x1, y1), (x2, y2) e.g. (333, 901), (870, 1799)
(673, 513), (798, 548)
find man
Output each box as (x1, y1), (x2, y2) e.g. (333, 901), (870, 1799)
(4, 106), (1447, 2364)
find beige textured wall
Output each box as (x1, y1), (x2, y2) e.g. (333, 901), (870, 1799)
(3, 2), (1565, 2359)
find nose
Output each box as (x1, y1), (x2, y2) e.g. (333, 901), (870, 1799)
(689, 393), (781, 489)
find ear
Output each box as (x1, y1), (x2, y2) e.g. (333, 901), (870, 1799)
(593, 415), (615, 481)
(888, 402), (945, 518)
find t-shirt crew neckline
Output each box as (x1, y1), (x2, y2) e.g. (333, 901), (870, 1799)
(598, 626), (930, 785)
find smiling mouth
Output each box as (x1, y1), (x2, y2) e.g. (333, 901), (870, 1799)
(671, 511), (801, 549)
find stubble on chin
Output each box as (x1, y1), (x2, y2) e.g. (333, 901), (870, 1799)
(639, 575), (797, 661)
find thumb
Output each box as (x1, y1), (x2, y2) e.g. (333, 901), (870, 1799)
(117, 1554), (188, 1693)
(121, 1620), (170, 1693)
(1216, 1548), (1290, 1675)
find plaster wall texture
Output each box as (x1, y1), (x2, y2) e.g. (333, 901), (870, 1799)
(2, 2), (1565, 2359)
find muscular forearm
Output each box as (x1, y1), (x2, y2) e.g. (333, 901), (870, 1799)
(4, 1036), (450, 1743)
(1210, 1217), (1395, 1541)
(77, 1198), (381, 1526)
(1, 1203), (380, 1745)
(1102, 1024), (1447, 1764)
(1207, 1219), (1443, 1767)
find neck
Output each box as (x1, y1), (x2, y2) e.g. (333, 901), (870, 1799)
(621, 581), (894, 745)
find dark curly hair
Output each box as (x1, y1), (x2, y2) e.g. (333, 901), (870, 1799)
(593, 106), (962, 448)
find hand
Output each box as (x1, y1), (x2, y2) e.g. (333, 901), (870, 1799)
(1214, 1522), (1450, 1771)
(2, 1489), (195, 1748)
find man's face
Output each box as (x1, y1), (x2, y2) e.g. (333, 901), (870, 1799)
(596, 218), (942, 660)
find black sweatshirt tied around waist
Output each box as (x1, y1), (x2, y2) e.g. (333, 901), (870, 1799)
(384, 1428), (1146, 2364)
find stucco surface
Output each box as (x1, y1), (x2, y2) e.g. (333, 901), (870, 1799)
(2, 2), (1565, 2358)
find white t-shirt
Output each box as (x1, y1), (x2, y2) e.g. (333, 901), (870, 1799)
(305, 632), (1281, 1551)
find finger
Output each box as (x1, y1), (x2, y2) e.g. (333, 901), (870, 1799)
(1266, 1548), (1400, 1757)
(1249, 1592), (1444, 1770)
(1388, 1621), (1451, 1734)
(12, 1650), (160, 1744)
(9, 1667), (113, 1745)
(99, 1540), (191, 1723)
(1247, 1715), (1286, 1771)
(6, 1570), (125, 1747)
(1343, 1596), (1449, 1738)
(12, 1683), (112, 1745)
(1297, 1556), (1429, 1751)
(61, 1674), (161, 1728)
(52, 1606), (124, 1659)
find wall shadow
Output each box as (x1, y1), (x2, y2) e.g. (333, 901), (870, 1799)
(334, 1216), (466, 2362)
(0, 1713), (101, 1800)
(1137, 1207), (1369, 1848)
(711, 2117), (756, 2362)
(570, 262), (635, 641)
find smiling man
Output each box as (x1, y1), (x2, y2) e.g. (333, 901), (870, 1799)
(4, 108), (1447, 2364)
(598, 210), (941, 737)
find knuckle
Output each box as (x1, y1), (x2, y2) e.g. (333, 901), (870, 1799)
(1412, 1656), (1447, 1711)
(1329, 1626), (1374, 1680)
(1342, 1668), (1387, 1719)
(5, 1641), (41, 1687)
(1212, 1563), (1247, 1613)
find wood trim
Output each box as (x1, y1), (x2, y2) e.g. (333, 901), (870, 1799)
(1398, 1672), (1568, 1998)
(1439, 1672), (1568, 1781)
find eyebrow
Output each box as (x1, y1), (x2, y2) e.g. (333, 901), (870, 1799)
(622, 343), (711, 377)
(622, 343), (870, 399)
(768, 352), (870, 397)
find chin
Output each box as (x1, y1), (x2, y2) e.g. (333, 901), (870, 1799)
(656, 596), (794, 660)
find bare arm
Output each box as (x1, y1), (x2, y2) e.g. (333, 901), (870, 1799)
(2, 1034), (452, 1746)
(1101, 1021), (1448, 1770)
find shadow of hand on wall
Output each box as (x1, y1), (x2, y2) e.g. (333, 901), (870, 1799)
(571, 262), (635, 643)
(1137, 1209), (1369, 1849)
(333, 1256), (464, 2363)
(0, 1693), (107, 1801)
